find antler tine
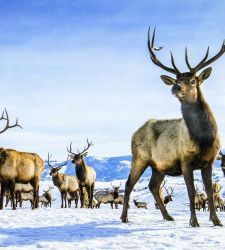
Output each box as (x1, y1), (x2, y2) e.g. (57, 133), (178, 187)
(170, 52), (180, 74)
(192, 46), (210, 73)
(185, 47), (193, 71)
(47, 153), (54, 168)
(67, 142), (76, 156)
(147, 26), (179, 75)
(79, 138), (94, 156)
(195, 41), (225, 71)
(0, 108), (23, 134)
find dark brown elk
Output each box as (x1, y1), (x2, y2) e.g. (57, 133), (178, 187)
(95, 183), (121, 209)
(67, 139), (96, 208)
(121, 27), (225, 227)
(133, 199), (148, 209)
(217, 151), (225, 176)
(48, 153), (79, 208)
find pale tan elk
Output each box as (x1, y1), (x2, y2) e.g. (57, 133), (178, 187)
(121, 27), (225, 227)
(48, 153), (79, 208)
(67, 139), (96, 208)
(0, 149), (44, 210)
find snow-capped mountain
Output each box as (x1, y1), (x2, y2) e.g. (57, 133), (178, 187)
(42, 155), (152, 181)
(42, 155), (223, 182)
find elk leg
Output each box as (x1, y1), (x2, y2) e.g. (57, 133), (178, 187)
(90, 184), (94, 208)
(182, 163), (199, 227)
(85, 186), (91, 208)
(9, 181), (16, 210)
(121, 157), (148, 223)
(201, 164), (222, 226)
(60, 192), (64, 208)
(149, 168), (174, 221)
(64, 191), (67, 208)
(0, 183), (6, 210)
(79, 185), (84, 208)
(75, 192), (78, 208)
(5, 196), (9, 207)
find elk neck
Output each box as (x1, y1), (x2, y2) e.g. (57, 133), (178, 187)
(52, 173), (65, 187)
(75, 159), (87, 182)
(181, 87), (218, 151)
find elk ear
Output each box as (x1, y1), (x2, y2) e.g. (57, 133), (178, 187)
(198, 67), (212, 84)
(160, 75), (176, 85)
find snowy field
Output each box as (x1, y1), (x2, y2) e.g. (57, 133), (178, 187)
(0, 170), (225, 250)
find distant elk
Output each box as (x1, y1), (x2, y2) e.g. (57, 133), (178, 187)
(114, 195), (124, 209)
(67, 139), (96, 208)
(133, 199), (148, 209)
(0, 109), (43, 210)
(194, 185), (207, 211)
(217, 151), (225, 176)
(121, 27), (225, 227)
(95, 183), (121, 209)
(42, 186), (54, 207)
(15, 183), (33, 207)
(155, 180), (174, 209)
(47, 153), (79, 208)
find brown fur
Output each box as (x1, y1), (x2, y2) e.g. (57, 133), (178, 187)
(0, 148), (44, 210)
(121, 28), (224, 227)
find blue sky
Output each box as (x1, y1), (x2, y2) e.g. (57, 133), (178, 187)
(0, 0), (225, 159)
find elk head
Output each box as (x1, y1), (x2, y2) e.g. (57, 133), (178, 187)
(0, 108), (22, 134)
(148, 27), (225, 103)
(67, 139), (93, 166)
(47, 153), (68, 177)
(111, 182), (121, 199)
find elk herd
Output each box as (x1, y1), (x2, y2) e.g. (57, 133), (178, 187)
(0, 27), (225, 228)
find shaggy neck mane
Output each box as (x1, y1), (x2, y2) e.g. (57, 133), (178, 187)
(181, 88), (218, 150)
(76, 159), (86, 182)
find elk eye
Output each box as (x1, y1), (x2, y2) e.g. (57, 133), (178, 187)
(190, 79), (196, 85)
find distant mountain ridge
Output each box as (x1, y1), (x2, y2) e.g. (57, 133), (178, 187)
(43, 155), (223, 182)
(43, 155), (151, 182)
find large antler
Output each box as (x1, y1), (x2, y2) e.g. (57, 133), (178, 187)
(148, 27), (180, 75)
(185, 40), (225, 73)
(0, 108), (22, 134)
(78, 138), (94, 156)
(47, 153), (68, 170)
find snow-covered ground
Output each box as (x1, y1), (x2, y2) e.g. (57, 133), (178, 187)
(0, 169), (225, 249)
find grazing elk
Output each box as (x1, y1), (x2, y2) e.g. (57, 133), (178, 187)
(121, 27), (225, 227)
(17, 192), (34, 207)
(48, 153), (79, 208)
(217, 151), (225, 176)
(67, 139), (96, 208)
(133, 199), (148, 209)
(95, 183), (121, 209)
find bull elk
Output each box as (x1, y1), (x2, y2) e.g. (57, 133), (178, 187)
(67, 139), (96, 208)
(47, 153), (79, 208)
(42, 186), (54, 207)
(217, 151), (225, 176)
(121, 27), (225, 227)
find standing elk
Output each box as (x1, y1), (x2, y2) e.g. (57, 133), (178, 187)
(95, 183), (121, 209)
(15, 183), (33, 207)
(67, 139), (96, 208)
(121, 27), (225, 227)
(67, 191), (79, 208)
(48, 153), (79, 208)
(42, 186), (54, 207)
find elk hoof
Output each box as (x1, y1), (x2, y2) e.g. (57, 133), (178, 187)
(164, 215), (174, 221)
(121, 215), (128, 223)
(211, 217), (223, 227)
(189, 219), (200, 227)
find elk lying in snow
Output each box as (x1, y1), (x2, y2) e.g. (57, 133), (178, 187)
(67, 139), (96, 208)
(48, 153), (79, 208)
(133, 199), (148, 209)
(95, 183), (121, 209)
(121, 27), (225, 227)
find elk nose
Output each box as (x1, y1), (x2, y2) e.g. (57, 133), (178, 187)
(172, 84), (181, 95)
